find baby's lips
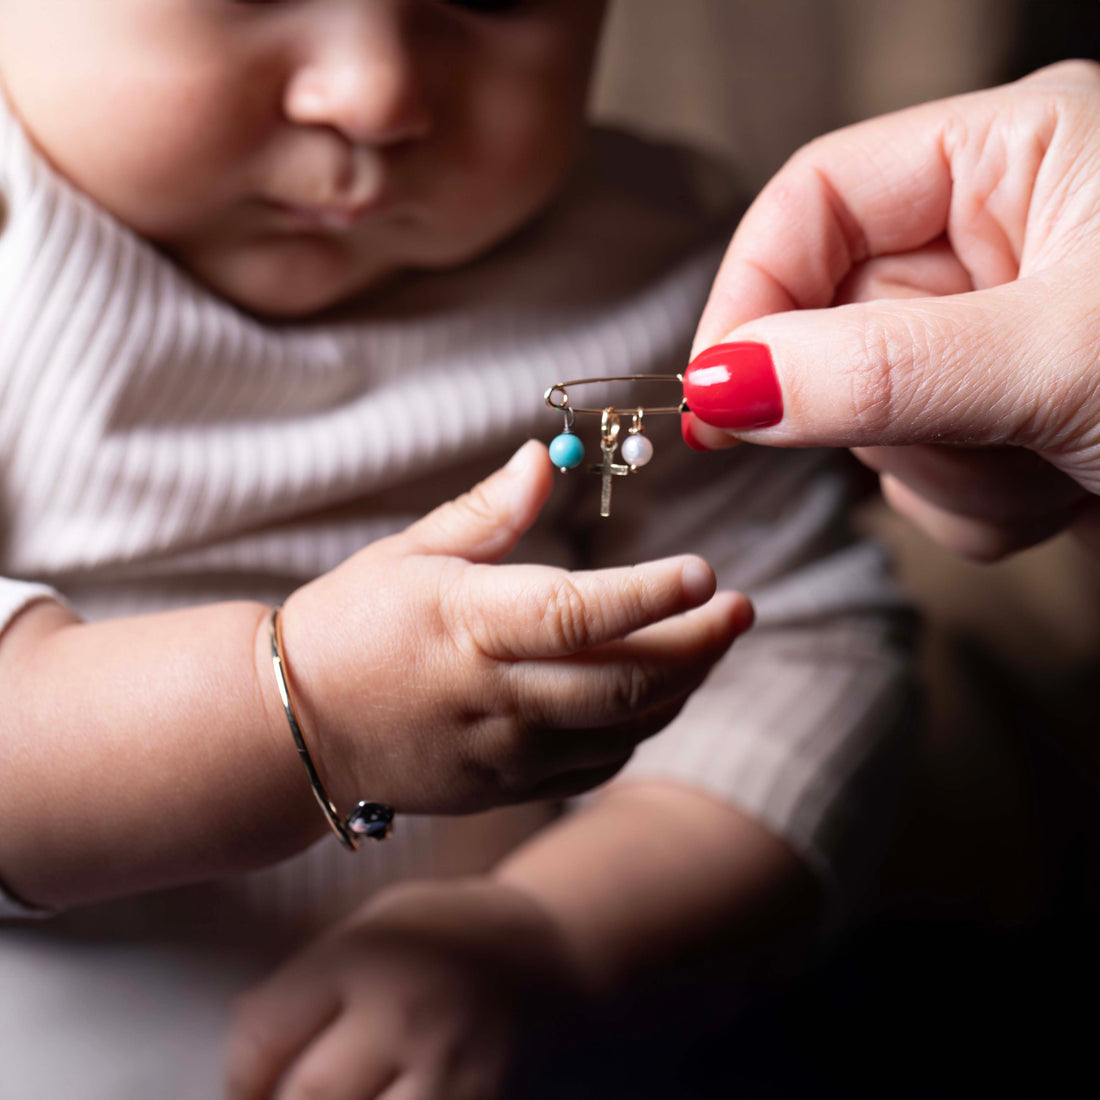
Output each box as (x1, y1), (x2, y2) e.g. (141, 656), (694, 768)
(682, 342), (784, 432)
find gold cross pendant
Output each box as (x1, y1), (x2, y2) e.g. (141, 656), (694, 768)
(590, 441), (631, 517)
(588, 409), (631, 518)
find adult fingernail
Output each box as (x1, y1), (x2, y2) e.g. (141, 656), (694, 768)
(683, 342), (783, 430)
(681, 413), (709, 451)
(681, 412), (740, 452)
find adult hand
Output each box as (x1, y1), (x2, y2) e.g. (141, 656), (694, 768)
(682, 60), (1100, 561)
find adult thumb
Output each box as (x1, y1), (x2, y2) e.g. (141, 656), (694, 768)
(683, 278), (1068, 452)
(394, 440), (554, 562)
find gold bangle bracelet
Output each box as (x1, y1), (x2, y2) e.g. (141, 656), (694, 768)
(268, 608), (394, 851)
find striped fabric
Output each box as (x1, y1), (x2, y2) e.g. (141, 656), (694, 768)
(0, 90), (913, 1092)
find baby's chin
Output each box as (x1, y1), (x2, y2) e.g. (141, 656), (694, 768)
(166, 202), (548, 319)
(168, 236), (400, 319)
(167, 225), (518, 320)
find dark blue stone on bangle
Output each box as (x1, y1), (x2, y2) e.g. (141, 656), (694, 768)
(347, 801), (395, 842)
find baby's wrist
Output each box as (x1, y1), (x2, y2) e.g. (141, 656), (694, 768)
(356, 875), (592, 998)
(268, 586), (372, 816)
(486, 872), (603, 999)
(250, 604), (330, 846)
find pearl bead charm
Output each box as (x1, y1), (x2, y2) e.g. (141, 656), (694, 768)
(549, 432), (585, 470)
(621, 433), (653, 468)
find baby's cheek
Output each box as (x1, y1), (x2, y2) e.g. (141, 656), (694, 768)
(39, 57), (267, 242)
(100, 89), (264, 232)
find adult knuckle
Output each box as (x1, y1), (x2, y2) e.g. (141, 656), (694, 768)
(1069, 58), (1100, 91)
(1014, 63), (1100, 149)
(1014, 290), (1100, 450)
(843, 313), (902, 437)
(845, 304), (953, 441)
(1032, 57), (1100, 92)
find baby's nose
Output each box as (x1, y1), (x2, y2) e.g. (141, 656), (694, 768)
(284, 13), (432, 148)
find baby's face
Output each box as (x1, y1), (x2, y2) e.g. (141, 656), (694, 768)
(0, 0), (605, 316)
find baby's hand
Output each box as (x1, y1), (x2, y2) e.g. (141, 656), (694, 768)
(225, 878), (578, 1100)
(272, 441), (751, 815)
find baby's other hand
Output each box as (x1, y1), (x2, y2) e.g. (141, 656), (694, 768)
(274, 441), (753, 816)
(225, 878), (578, 1100)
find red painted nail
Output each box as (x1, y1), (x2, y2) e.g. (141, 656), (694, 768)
(681, 412), (710, 451)
(683, 342), (783, 430)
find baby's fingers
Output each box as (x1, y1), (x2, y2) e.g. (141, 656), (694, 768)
(225, 978), (339, 1100)
(515, 592), (751, 731)
(456, 556), (718, 661)
(272, 1019), (400, 1100)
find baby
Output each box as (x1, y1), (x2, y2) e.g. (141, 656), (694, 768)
(0, 1), (913, 1097)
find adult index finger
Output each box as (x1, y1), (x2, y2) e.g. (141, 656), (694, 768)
(682, 76), (1071, 450)
(692, 72), (1053, 361)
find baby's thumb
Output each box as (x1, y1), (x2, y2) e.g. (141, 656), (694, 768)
(683, 281), (1063, 452)
(395, 440), (554, 562)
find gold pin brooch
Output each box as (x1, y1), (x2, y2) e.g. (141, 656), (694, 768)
(544, 375), (688, 517)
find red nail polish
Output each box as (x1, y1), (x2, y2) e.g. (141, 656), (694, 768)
(683, 342), (783, 430)
(681, 412), (710, 451)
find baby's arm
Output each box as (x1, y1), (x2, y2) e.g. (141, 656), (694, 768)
(495, 779), (820, 994)
(0, 443), (749, 910)
(0, 596), (320, 908)
(226, 449), (914, 1100)
(225, 780), (818, 1100)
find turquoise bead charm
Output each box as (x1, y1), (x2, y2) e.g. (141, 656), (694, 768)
(549, 431), (585, 471)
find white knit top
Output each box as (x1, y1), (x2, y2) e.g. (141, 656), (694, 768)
(0, 93), (912, 1095)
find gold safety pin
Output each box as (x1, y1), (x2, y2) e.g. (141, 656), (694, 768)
(544, 374), (689, 417)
